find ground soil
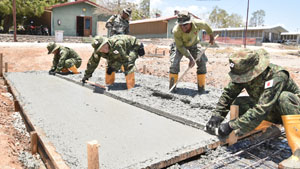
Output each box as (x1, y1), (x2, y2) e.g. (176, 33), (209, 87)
(0, 41), (299, 167)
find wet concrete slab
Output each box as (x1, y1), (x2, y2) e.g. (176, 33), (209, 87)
(6, 71), (219, 169)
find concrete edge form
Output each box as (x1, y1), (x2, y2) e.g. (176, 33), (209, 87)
(3, 75), (70, 169)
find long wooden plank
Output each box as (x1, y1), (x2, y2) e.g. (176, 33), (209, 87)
(4, 76), (70, 169)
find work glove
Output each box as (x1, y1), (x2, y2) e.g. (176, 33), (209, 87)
(82, 76), (89, 85)
(206, 115), (223, 134)
(218, 122), (233, 138)
(48, 69), (55, 74)
(49, 70), (56, 76)
(137, 43), (145, 56)
(106, 67), (114, 75)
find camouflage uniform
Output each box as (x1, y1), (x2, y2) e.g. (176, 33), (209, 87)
(84, 35), (141, 79)
(50, 46), (82, 72)
(106, 10), (130, 37)
(211, 49), (300, 135)
(170, 19), (213, 74)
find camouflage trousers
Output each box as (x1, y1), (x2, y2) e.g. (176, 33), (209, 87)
(233, 91), (300, 125)
(108, 54), (137, 75)
(169, 42), (207, 74)
(64, 58), (82, 68)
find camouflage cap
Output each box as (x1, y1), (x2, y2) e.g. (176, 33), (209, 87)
(47, 42), (59, 54)
(176, 10), (192, 25)
(228, 49), (270, 83)
(123, 8), (132, 16)
(91, 36), (108, 53)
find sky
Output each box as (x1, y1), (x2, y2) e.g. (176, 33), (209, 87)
(145, 0), (300, 32)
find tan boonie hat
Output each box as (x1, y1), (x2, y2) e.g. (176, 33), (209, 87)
(228, 49), (270, 83)
(47, 42), (60, 54)
(176, 10), (192, 25)
(123, 8), (132, 16)
(91, 36), (108, 53)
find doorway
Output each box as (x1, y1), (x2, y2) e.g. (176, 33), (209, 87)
(76, 16), (92, 37)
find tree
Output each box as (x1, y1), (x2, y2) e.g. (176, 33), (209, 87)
(0, 0), (65, 33)
(249, 9), (265, 27)
(139, 0), (150, 19)
(150, 8), (162, 18)
(208, 6), (243, 28)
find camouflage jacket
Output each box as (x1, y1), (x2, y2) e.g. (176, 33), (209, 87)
(213, 64), (300, 134)
(84, 35), (140, 78)
(106, 14), (129, 36)
(51, 46), (81, 71)
(172, 19), (213, 57)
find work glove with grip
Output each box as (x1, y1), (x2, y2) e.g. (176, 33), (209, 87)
(49, 71), (56, 76)
(218, 122), (233, 138)
(81, 76), (89, 85)
(106, 67), (115, 75)
(49, 69), (55, 74)
(206, 115), (223, 134)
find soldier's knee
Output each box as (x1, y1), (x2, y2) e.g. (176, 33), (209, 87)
(278, 91), (294, 104)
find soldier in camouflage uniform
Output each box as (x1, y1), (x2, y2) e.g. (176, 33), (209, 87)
(106, 8), (131, 37)
(81, 35), (144, 89)
(47, 42), (82, 75)
(206, 49), (300, 168)
(169, 10), (214, 93)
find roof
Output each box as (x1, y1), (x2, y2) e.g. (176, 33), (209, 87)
(130, 13), (200, 25)
(49, 0), (111, 13)
(213, 25), (288, 32)
(281, 32), (300, 35)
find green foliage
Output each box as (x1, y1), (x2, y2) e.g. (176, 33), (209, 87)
(139, 0), (150, 18)
(208, 6), (243, 28)
(249, 9), (265, 27)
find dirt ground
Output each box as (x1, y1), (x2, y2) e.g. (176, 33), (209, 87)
(0, 41), (299, 167)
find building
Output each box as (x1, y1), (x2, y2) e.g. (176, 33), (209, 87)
(129, 14), (200, 39)
(209, 26), (288, 45)
(46, 0), (111, 36)
(281, 32), (300, 44)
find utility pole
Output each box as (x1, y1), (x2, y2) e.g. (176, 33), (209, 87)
(244, 0), (249, 48)
(13, 0), (17, 42)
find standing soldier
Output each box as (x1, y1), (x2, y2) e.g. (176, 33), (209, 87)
(47, 42), (82, 75)
(81, 35), (144, 89)
(106, 8), (132, 37)
(169, 10), (214, 93)
(206, 49), (300, 168)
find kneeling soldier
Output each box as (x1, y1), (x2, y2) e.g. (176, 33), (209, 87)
(47, 42), (82, 75)
(206, 49), (300, 168)
(82, 35), (144, 89)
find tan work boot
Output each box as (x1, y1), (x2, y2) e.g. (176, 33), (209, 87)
(125, 72), (135, 89)
(169, 73), (178, 92)
(279, 115), (300, 169)
(197, 74), (206, 94)
(61, 68), (69, 73)
(68, 65), (80, 74)
(105, 70), (115, 85)
(254, 120), (273, 132)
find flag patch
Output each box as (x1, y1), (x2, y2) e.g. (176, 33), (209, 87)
(265, 79), (274, 89)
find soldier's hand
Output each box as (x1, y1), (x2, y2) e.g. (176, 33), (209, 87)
(209, 34), (214, 45)
(106, 67), (114, 75)
(49, 71), (56, 76)
(206, 115), (223, 134)
(188, 59), (195, 68)
(218, 122), (233, 138)
(82, 76), (89, 85)
(48, 69), (55, 75)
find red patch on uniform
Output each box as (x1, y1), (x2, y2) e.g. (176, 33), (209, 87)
(265, 79), (274, 89)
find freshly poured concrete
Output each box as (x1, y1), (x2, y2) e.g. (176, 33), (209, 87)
(6, 72), (218, 169)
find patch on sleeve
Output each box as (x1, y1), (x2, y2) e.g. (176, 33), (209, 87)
(113, 50), (119, 54)
(264, 79), (274, 89)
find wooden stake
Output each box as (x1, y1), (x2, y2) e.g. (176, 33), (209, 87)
(155, 48), (157, 55)
(227, 105), (239, 146)
(143, 65), (146, 74)
(31, 131), (38, 154)
(14, 100), (20, 112)
(87, 140), (100, 169)
(5, 62), (8, 73)
(163, 50), (165, 56)
(0, 53), (3, 77)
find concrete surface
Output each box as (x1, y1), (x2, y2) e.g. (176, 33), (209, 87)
(64, 69), (225, 127)
(6, 71), (219, 169)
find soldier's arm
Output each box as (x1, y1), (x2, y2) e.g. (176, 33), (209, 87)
(56, 49), (68, 72)
(194, 19), (213, 35)
(105, 15), (116, 28)
(212, 82), (244, 119)
(51, 55), (59, 70)
(84, 52), (101, 79)
(114, 40), (128, 59)
(230, 71), (289, 135)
